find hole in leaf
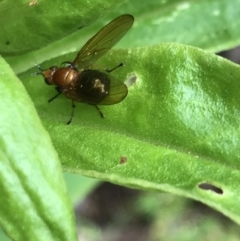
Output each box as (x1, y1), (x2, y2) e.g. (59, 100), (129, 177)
(125, 73), (137, 87)
(119, 156), (127, 164)
(198, 182), (223, 194)
(28, 0), (38, 6)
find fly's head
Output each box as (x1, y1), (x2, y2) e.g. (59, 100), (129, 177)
(41, 66), (59, 85)
(33, 65), (59, 85)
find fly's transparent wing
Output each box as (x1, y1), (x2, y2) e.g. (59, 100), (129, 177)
(99, 75), (128, 105)
(72, 14), (134, 69)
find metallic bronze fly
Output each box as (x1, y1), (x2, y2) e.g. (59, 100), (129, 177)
(35, 14), (134, 124)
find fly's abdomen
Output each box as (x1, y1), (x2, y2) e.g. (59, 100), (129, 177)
(76, 70), (110, 104)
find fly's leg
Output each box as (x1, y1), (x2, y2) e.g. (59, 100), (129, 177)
(48, 87), (62, 103)
(106, 62), (124, 73)
(48, 88), (76, 125)
(94, 105), (104, 118)
(67, 101), (76, 125)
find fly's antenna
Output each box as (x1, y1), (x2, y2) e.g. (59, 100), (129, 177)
(30, 53), (44, 76)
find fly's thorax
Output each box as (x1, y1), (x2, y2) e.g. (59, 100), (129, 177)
(51, 67), (79, 88)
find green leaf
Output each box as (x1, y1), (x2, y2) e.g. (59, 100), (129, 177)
(117, 0), (240, 52)
(6, 0), (240, 75)
(20, 43), (240, 224)
(0, 0), (127, 56)
(2, 0), (240, 235)
(0, 228), (11, 241)
(0, 58), (77, 241)
(64, 173), (100, 204)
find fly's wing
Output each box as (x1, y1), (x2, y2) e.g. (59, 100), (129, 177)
(99, 75), (128, 105)
(72, 14), (134, 69)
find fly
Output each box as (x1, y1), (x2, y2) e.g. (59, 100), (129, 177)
(35, 14), (134, 124)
